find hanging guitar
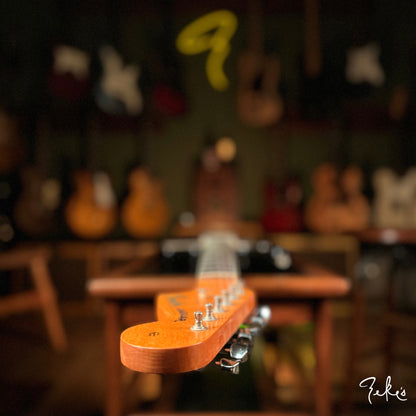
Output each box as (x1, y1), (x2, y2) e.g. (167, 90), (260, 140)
(14, 117), (62, 237)
(47, 44), (91, 103)
(64, 128), (117, 240)
(121, 232), (269, 374)
(192, 139), (239, 228)
(121, 165), (170, 239)
(0, 108), (26, 175)
(236, 0), (284, 128)
(150, 0), (187, 118)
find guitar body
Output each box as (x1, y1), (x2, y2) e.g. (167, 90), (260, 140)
(14, 166), (61, 236)
(121, 167), (170, 238)
(65, 170), (117, 239)
(261, 178), (303, 233)
(237, 51), (284, 128)
(305, 163), (370, 233)
(372, 167), (416, 228)
(121, 232), (256, 373)
(0, 109), (26, 174)
(236, 0), (284, 128)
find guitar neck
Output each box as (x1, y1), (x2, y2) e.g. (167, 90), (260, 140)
(196, 232), (240, 280)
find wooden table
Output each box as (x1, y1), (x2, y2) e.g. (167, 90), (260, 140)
(269, 233), (362, 411)
(357, 227), (416, 376)
(88, 262), (350, 416)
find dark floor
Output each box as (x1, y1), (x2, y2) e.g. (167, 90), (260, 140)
(0, 300), (415, 416)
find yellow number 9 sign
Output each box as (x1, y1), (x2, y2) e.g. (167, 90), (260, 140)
(176, 10), (238, 91)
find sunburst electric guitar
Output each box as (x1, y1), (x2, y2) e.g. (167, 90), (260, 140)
(121, 232), (267, 374)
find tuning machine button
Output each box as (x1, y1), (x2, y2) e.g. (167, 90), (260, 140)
(191, 311), (207, 331)
(236, 328), (254, 349)
(229, 342), (249, 362)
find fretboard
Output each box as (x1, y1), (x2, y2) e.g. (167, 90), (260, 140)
(196, 232), (240, 280)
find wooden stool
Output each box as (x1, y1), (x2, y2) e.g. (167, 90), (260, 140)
(0, 246), (67, 352)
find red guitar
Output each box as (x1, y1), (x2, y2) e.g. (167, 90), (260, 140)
(120, 232), (260, 374)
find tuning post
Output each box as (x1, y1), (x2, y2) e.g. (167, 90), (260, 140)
(213, 295), (225, 314)
(191, 311), (207, 331)
(222, 289), (232, 307)
(236, 280), (244, 296)
(203, 303), (217, 322)
(229, 284), (238, 301)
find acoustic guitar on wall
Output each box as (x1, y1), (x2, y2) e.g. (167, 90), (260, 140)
(121, 166), (170, 239)
(237, 0), (284, 128)
(14, 117), (61, 237)
(121, 231), (268, 374)
(65, 169), (117, 239)
(0, 108), (26, 175)
(64, 131), (117, 240)
(304, 163), (370, 233)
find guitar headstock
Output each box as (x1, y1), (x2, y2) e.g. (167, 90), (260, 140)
(120, 278), (256, 374)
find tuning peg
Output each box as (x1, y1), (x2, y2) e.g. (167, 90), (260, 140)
(255, 305), (271, 324)
(216, 357), (240, 374)
(229, 341), (249, 362)
(213, 295), (225, 314)
(222, 289), (232, 307)
(191, 311), (207, 331)
(203, 303), (217, 322)
(229, 284), (238, 301)
(236, 328), (254, 349)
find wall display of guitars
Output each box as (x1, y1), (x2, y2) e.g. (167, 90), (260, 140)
(305, 163), (370, 233)
(236, 0), (284, 128)
(121, 232), (267, 374)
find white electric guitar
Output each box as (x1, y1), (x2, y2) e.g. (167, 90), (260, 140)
(95, 45), (143, 116)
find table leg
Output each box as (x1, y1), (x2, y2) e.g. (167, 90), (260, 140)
(342, 287), (365, 412)
(30, 255), (67, 352)
(105, 301), (123, 416)
(384, 270), (395, 378)
(314, 299), (332, 416)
